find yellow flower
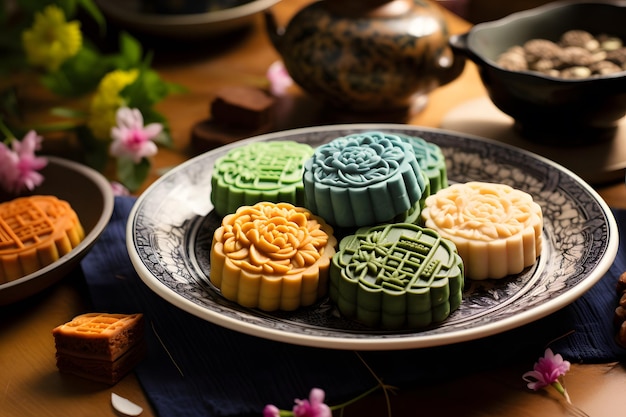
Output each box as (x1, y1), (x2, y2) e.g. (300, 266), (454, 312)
(22, 5), (82, 72)
(88, 69), (139, 140)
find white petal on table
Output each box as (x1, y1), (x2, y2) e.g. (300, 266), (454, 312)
(111, 392), (143, 416)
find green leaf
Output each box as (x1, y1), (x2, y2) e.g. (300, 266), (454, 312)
(50, 106), (87, 119)
(117, 157), (150, 192)
(75, 125), (109, 171)
(40, 46), (109, 97)
(119, 32), (143, 66)
(55, 0), (77, 17)
(122, 68), (185, 111)
(75, 0), (107, 35)
(0, 87), (20, 121)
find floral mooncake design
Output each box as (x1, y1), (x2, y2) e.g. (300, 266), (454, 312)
(397, 133), (448, 194)
(303, 131), (426, 228)
(211, 141), (314, 216)
(421, 181), (543, 280)
(330, 223), (464, 329)
(210, 202), (337, 311)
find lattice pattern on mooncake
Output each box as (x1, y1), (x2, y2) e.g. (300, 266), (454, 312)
(330, 223), (464, 329)
(0, 195), (84, 283)
(211, 141), (314, 216)
(53, 313), (145, 360)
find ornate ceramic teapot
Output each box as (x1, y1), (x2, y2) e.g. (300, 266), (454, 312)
(264, 0), (465, 112)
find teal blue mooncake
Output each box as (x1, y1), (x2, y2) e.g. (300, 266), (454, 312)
(303, 131), (427, 228)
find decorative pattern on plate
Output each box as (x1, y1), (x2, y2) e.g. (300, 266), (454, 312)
(127, 125), (618, 350)
(303, 131), (426, 228)
(210, 202), (336, 311)
(421, 181), (543, 280)
(210, 141), (314, 216)
(330, 223), (463, 329)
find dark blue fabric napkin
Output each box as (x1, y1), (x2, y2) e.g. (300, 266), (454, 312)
(80, 196), (626, 417)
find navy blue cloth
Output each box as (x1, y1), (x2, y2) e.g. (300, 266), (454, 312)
(80, 196), (626, 417)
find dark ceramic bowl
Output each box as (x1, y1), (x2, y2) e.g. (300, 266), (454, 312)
(450, 0), (626, 144)
(0, 157), (114, 305)
(95, 0), (279, 39)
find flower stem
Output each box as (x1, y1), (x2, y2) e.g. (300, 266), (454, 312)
(0, 118), (14, 141)
(328, 385), (382, 412)
(354, 351), (396, 416)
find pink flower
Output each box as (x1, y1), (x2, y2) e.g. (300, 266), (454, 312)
(110, 181), (130, 196)
(522, 348), (571, 391)
(266, 60), (293, 96)
(293, 388), (331, 417)
(263, 404), (281, 417)
(263, 388), (332, 417)
(0, 130), (47, 194)
(522, 348), (591, 415)
(109, 107), (162, 164)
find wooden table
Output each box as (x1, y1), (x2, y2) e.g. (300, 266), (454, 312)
(2, 1), (626, 416)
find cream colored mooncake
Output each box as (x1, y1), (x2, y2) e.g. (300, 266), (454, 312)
(421, 181), (543, 280)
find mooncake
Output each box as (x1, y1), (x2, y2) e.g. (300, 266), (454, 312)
(303, 131), (427, 228)
(52, 313), (145, 385)
(421, 181), (543, 280)
(397, 133), (448, 194)
(211, 141), (314, 217)
(329, 223), (464, 329)
(0, 195), (85, 283)
(210, 201), (337, 311)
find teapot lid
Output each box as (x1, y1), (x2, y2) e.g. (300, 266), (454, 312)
(324, 0), (415, 18)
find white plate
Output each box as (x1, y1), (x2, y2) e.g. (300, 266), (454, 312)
(127, 124), (619, 350)
(96, 0), (280, 39)
(0, 157), (114, 305)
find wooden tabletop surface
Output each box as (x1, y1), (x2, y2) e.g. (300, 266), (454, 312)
(2, 1), (626, 416)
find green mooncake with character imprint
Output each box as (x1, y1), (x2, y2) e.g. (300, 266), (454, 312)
(303, 131), (427, 228)
(329, 222), (464, 329)
(211, 141), (315, 216)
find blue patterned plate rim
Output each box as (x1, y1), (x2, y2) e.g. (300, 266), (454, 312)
(126, 124), (618, 350)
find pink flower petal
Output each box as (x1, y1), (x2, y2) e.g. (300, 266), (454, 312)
(109, 107), (163, 164)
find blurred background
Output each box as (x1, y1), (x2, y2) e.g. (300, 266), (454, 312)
(439, 0), (557, 22)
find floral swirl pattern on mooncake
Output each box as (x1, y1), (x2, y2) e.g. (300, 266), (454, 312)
(303, 131), (426, 228)
(211, 141), (314, 216)
(397, 133), (448, 194)
(421, 181), (543, 280)
(210, 202), (337, 311)
(329, 223), (464, 329)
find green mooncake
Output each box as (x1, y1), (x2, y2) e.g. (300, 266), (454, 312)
(211, 141), (315, 216)
(329, 222), (464, 329)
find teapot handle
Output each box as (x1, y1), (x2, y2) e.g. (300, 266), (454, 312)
(435, 41), (467, 87)
(264, 9), (284, 53)
(449, 32), (481, 63)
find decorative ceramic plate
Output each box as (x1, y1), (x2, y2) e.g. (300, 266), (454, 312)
(127, 124), (618, 350)
(0, 157), (114, 305)
(96, 0), (280, 39)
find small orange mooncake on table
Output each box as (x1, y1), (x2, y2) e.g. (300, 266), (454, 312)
(210, 201), (337, 311)
(52, 313), (145, 385)
(421, 181), (543, 280)
(0, 195), (85, 283)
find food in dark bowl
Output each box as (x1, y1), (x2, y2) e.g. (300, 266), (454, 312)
(450, 0), (626, 144)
